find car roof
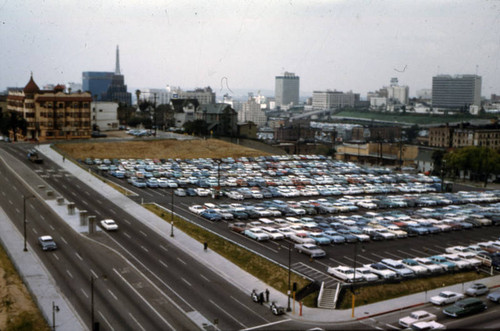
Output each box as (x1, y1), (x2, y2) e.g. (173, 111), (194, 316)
(40, 235), (53, 240)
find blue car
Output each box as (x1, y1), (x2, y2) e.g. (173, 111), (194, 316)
(200, 210), (222, 222)
(322, 230), (346, 244)
(307, 233), (331, 245)
(430, 255), (457, 271)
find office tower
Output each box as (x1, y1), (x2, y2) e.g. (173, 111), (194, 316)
(275, 72), (299, 108)
(432, 75), (482, 108)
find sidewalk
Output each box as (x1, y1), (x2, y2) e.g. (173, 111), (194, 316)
(0, 210), (85, 331)
(37, 144), (500, 323)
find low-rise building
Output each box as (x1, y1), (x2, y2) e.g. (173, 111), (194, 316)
(91, 101), (119, 131)
(7, 75), (92, 141)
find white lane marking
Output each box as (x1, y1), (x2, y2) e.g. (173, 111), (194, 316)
(76, 184), (81, 189)
(113, 268), (176, 330)
(123, 232), (131, 239)
(81, 288), (88, 298)
(32, 228), (38, 235)
(8, 199), (12, 205)
(159, 245), (168, 252)
(71, 191), (77, 197)
(230, 296), (270, 323)
(95, 210), (102, 216)
(75, 252), (83, 261)
(181, 277), (192, 287)
(110, 209), (117, 215)
(60, 236), (68, 244)
(49, 225), (55, 230)
(85, 191), (90, 196)
(83, 200), (89, 205)
(53, 253), (59, 260)
(98, 311), (114, 331)
(96, 199), (103, 205)
(139, 230), (147, 237)
(128, 313), (146, 331)
(177, 257), (187, 265)
(123, 219), (131, 225)
(15, 208), (20, 214)
(199, 274), (210, 282)
(159, 260), (168, 269)
(141, 246), (149, 253)
(1, 191), (5, 196)
(209, 299), (246, 328)
(141, 190), (154, 197)
(29, 203), (36, 210)
(66, 270), (73, 278)
(384, 251), (404, 259)
(40, 215), (45, 221)
(90, 269), (99, 279)
(108, 289), (118, 301)
(386, 324), (400, 329)
(62, 184), (67, 189)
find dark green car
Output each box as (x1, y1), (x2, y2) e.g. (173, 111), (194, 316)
(443, 298), (487, 317)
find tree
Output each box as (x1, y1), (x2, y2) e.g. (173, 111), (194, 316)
(444, 146), (500, 187)
(431, 150), (446, 175)
(183, 120), (208, 136)
(0, 111), (27, 141)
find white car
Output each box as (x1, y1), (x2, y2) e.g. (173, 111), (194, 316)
(430, 291), (464, 306)
(243, 228), (270, 241)
(356, 267), (379, 282)
(445, 245), (470, 254)
(364, 263), (397, 279)
(294, 243), (326, 258)
(189, 205), (205, 214)
(415, 257), (446, 274)
(277, 227), (295, 238)
(289, 231), (316, 244)
(399, 310), (437, 328)
(442, 253), (472, 270)
(400, 258), (429, 275)
(326, 266), (364, 282)
(411, 321), (446, 330)
(456, 252), (482, 267)
(261, 227), (285, 240)
(100, 219), (118, 231)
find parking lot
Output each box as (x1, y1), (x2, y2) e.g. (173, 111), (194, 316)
(84, 155), (500, 291)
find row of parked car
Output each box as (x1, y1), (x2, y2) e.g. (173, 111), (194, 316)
(82, 156), (446, 198)
(327, 237), (500, 284)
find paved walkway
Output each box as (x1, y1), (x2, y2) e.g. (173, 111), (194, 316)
(2, 143), (500, 329)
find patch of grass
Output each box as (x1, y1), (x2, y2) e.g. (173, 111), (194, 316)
(143, 204), (310, 296)
(338, 271), (485, 309)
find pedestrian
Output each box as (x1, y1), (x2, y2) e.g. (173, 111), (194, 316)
(62, 155), (65, 162)
(259, 292), (264, 305)
(203, 241), (208, 251)
(265, 288), (269, 303)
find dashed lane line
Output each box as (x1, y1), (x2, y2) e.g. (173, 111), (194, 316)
(209, 299), (246, 329)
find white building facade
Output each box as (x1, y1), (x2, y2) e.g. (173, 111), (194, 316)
(91, 101), (119, 131)
(238, 99), (267, 127)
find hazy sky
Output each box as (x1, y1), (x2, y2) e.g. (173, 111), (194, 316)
(1, 0), (499, 98)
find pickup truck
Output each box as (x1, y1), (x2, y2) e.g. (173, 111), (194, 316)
(27, 149), (43, 164)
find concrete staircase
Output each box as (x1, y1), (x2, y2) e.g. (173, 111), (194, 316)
(317, 286), (338, 309)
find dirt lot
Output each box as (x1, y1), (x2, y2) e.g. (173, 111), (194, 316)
(56, 138), (272, 160)
(0, 244), (49, 330)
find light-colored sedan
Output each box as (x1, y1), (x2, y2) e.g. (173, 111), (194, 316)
(243, 228), (270, 241)
(100, 219), (118, 231)
(430, 291), (464, 306)
(326, 266), (364, 282)
(295, 243), (326, 258)
(399, 310), (437, 328)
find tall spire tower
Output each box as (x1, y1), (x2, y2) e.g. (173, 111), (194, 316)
(115, 45), (121, 75)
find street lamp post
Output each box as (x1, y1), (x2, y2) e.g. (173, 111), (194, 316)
(351, 242), (358, 318)
(287, 242), (292, 312)
(52, 301), (59, 331)
(91, 274), (106, 331)
(23, 195), (35, 252)
(170, 188), (174, 237)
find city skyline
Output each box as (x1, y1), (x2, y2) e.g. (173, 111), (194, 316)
(1, 0), (499, 98)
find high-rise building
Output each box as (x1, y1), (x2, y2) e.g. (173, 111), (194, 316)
(432, 74), (482, 109)
(238, 98), (267, 127)
(82, 45), (131, 105)
(275, 72), (299, 108)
